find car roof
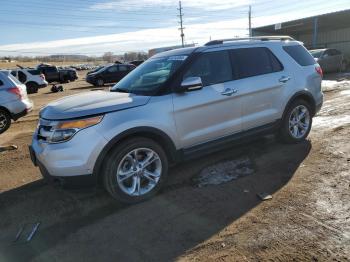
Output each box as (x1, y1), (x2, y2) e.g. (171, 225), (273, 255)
(152, 47), (198, 58)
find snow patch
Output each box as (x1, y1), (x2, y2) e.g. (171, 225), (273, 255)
(193, 157), (254, 187)
(322, 80), (350, 92)
(313, 115), (350, 129)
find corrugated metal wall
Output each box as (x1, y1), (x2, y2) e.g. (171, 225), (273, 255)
(294, 28), (350, 58)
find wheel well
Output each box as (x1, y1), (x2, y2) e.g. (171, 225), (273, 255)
(93, 128), (178, 185)
(284, 92), (316, 117)
(0, 106), (12, 119)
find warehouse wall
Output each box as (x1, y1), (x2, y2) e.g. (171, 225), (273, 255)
(298, 27), (350, 58)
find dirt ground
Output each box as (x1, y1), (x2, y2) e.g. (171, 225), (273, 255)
(0, 72), (349, 262)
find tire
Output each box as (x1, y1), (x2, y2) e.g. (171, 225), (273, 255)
(0, 109), (11, 134)
(103, 137), (169, 204)
(278, 99), (313, 144)
(26, 82), (39, 94)
(96, 78), (104, 87)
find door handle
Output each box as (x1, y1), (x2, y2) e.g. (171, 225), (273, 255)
(221, 88), (238, 96)
(279, 76), (291, 83)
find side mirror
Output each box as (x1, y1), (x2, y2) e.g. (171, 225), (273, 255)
(177, 77), (203, 92)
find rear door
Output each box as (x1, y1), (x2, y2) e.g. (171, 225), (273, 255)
(117, 65), (130, 81)
(172, 50), (242, 148)
(104, 65), (118, 83)
(229, 47), (286, 130)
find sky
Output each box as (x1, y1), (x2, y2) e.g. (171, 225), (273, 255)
(0, 0), (349, 56)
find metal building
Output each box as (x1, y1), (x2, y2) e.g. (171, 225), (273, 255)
(252, 9), (350, 57)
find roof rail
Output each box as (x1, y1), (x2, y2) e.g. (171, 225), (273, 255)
(204, 36), (295, 46)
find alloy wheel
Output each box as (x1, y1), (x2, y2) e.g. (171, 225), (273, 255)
(116, 148), (162, 197)
(288, 105), (310, 139)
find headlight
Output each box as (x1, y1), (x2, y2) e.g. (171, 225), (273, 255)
(40, 115), (103, 143)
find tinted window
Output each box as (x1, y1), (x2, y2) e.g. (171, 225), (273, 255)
(11, 71), (17, 77)
(18, 71), (26, 83)
(119, 65), (128, 71)
(230, 47), (283, 79)
(184, 51), (233, 86)
(283, 45), (316, 66)
(0, 79), (3, 86)
(107, 66), (118, 73)
(45, 67), (56, 72)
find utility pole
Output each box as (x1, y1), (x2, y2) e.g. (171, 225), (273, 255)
(248, 5), (252, 37)
(178, 1), (185, 47)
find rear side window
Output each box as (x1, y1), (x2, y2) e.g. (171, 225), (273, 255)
(184, 50), (233, 86)
(230, 47), (283, 79)
(283, 45), (316, 66)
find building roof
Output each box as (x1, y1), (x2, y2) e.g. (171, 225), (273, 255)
(253, 9), (350, 35)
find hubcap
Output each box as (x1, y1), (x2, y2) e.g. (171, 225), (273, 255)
(116, 148), (162, 197)
(289, 105), (310, 139)
(0, 113), (7, 130)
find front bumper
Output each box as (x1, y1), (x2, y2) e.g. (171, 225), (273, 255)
(30, 125), (108, 179)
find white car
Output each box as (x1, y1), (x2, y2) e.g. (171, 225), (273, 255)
(11, 68), (48, 94)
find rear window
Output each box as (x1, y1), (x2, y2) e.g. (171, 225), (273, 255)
(283, 45), (316, 66)
(8, 73), (22, 85)
(230, 47), (283, 79)
(28, 69), (40, 75)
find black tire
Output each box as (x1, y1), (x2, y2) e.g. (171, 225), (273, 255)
(0, 109), (11, 134)
(96, 78), (104, 87)
(103, 137), (168, 204)
(278, 99), (313, 144)
(26, 82), (39, 94)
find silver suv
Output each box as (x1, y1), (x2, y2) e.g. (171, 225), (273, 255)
(30, 37), (323, 203)
(0, 70), (33, 134)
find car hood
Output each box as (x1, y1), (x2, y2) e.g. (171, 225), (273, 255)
(40, 91), (150, 120)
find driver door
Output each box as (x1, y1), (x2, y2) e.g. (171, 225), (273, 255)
(172, 50), (242, 149)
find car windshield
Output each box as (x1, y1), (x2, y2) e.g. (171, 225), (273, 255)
(310, 50), (324, 58)
(111, 55), (188, 95)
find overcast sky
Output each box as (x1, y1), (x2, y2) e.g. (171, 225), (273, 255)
(0, 0), (348, 56)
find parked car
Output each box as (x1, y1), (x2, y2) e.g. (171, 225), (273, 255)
(310, 48), (346, 73)
(0, 70), (33, 134)
(37, 64), (78, 83)
(86, 64), (135, 86)
(30, 37), (323, 203)
(11, 68), (48, 94)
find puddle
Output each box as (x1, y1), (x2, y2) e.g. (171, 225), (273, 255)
(193, 157), (254, 187)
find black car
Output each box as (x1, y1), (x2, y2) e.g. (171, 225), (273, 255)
(86, 64), (135, 86)
(37, 64), (78, 83)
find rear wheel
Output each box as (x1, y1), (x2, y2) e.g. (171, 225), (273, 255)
(103, 137), (168, 204)
(0, 109), (11, 134)
(26, 82), (39, 94)
(279, 99), (312, 143)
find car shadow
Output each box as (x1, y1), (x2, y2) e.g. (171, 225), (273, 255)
(0, 136), (312, 261)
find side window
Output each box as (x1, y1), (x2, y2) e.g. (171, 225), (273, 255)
(0, 79), (3, 86)
(107, 66), (118, 73)
(18, 71), (27, 83)
(231, 47), (283, 79)
(283, 45), (316, 66)
(118, 65), (128, 71)
(184, 50), (233, 86)
(333, 49), (341, 55)
(11, 71), (17, 77)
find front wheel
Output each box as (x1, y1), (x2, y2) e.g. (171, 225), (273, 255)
(26, 82), (39, 94)
(103, 137), (168, 204)
(279, 99), (312, 143)
(0, 109), (11, 134)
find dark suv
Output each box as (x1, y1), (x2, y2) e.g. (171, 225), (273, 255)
(86, 64), (135, 86)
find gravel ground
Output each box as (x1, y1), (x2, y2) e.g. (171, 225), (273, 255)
(0, 72), (349, 262)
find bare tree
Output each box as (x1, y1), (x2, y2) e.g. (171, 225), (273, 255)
(102, 52), (115, 63)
